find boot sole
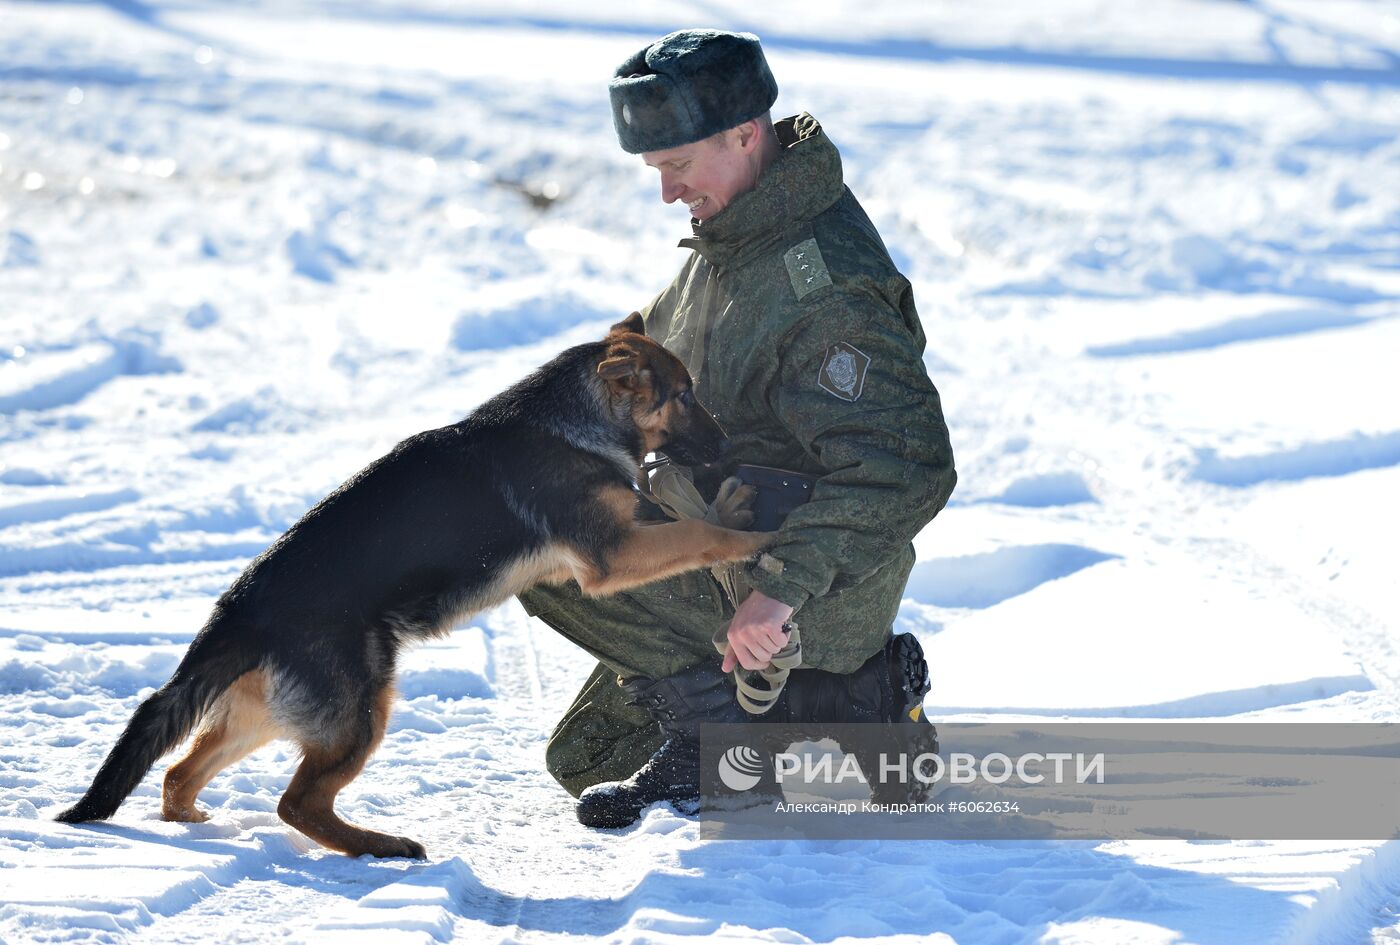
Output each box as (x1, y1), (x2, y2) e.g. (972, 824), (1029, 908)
(888, 633), (932, 721)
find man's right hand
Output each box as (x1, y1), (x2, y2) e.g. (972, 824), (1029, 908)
(723, 589), (794, 672)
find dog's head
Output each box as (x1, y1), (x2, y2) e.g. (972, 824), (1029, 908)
(597, 313), (730, 465)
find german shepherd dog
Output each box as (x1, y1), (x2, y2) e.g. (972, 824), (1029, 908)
(56, 313), (770, 859)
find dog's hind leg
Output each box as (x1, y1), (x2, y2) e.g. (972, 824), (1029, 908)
(163, 669), (280, 823)
(276, 683), (425, 859)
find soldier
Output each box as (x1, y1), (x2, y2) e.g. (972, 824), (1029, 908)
(519, 28), (956, 828)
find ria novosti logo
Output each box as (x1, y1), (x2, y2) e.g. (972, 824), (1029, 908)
(717, 746), (766, 791)
(717, 745), (1106, 791)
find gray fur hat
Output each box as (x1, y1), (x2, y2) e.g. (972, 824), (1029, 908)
(609, 29), (779, 154)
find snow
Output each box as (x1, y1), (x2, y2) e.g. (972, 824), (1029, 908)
(2, 0), (1399, 942)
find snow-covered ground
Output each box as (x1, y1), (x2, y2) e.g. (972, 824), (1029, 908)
(2, 1), (1399, 942)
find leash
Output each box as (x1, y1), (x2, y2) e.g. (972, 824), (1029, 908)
(639, 459), (802, 715)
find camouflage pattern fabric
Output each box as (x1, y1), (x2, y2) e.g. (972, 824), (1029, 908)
(639, 112), (957, 671)
(522, 575), (724, 796)
(543, 660), (664, 798)
(521, 112), (956, 792)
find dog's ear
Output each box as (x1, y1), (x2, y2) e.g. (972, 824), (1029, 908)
(597, 343), (644, 391)
(607, 312), (646, 338)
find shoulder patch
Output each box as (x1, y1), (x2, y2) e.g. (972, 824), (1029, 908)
(784, 237), (833, 301)
(817, 342), (870, 402)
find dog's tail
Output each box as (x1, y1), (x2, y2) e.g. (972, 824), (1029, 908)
(55, 611), (258, 824)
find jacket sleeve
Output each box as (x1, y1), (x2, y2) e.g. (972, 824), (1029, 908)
(745, 290), (956, 610)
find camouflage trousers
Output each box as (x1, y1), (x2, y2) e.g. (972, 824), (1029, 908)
(518, 567), (895, 797)
(517, 569), (727, 797)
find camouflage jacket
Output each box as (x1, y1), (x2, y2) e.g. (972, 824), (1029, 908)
(640, 113), (956, 672)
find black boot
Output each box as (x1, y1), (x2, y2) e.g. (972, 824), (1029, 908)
(777, 632), (933, 726)
(576, 664), (746, 829)
(776, 633), (937, 802)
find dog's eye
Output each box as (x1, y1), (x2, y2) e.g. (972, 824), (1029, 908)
(676, 389), (694, 407)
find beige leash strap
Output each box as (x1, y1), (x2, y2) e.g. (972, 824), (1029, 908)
(642, 462), (802, 715)
(716, 621), (802, 715)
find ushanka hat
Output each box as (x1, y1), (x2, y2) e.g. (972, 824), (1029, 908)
(609, 29), (779, 154)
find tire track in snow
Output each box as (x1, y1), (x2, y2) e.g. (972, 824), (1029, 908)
(1191, 430), (1400, 487)
(0, 488), (142, 528)
(1084, 308), (1381, 358)
(1281, 841), (1400, 945)
(0, 340), (180, 415)
(1188, 537), (1400, 945)
(439, 606), (546, 943)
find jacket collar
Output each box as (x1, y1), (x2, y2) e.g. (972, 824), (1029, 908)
(678, 113), (845, 269)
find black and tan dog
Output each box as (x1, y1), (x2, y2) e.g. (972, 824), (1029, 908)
(56, 313), (769, 858)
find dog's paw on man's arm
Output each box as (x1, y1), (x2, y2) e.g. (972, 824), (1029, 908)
(709, 476), (757, 530)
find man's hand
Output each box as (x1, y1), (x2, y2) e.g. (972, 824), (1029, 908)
(722, 589), (795, 672)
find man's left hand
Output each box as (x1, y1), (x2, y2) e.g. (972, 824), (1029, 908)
(722, 589), (795, 672)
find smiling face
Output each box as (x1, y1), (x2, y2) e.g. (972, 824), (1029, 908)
(642, 122), (761, 223)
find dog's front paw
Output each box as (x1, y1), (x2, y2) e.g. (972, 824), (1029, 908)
(161, 802), (209, 824)
(709, 477), (757, 530)
(395, 836), (428, 860)
(370, 835), (428, 860)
